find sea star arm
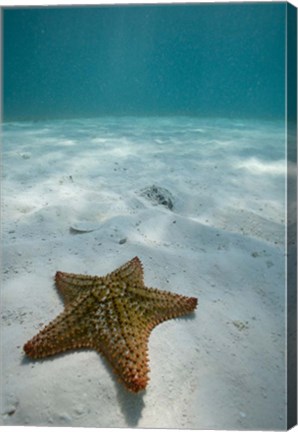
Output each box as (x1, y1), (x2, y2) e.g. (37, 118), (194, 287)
(23, 291), (100, 358)
(55, 271), (103, 305)
(128, 285), (198, 324)
(91, 298), (151, 392)
(90, 290), (197, 393)
(109, 256), (144, 286)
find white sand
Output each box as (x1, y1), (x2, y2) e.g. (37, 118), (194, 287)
(1, 116), (286, 428)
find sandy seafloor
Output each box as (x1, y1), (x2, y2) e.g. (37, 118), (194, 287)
(1, 116), (287, 429)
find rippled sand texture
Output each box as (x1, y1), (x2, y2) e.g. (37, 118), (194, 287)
(1, 117), (286, 429)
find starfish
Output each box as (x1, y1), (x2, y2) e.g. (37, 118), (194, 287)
(24, 257), (198, 392)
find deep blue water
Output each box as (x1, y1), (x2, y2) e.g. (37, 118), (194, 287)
(4, 3), (286, 121)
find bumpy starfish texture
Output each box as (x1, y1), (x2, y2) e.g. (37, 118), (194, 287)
(24, 256), (198, 392)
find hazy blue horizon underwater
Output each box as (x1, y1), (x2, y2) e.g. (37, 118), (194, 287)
(4, 2), (286, 122)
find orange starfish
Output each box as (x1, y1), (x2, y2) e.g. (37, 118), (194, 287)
(24, 257), (198, 392)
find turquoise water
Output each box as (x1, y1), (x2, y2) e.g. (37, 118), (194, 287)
(4, 3), (285, 121)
